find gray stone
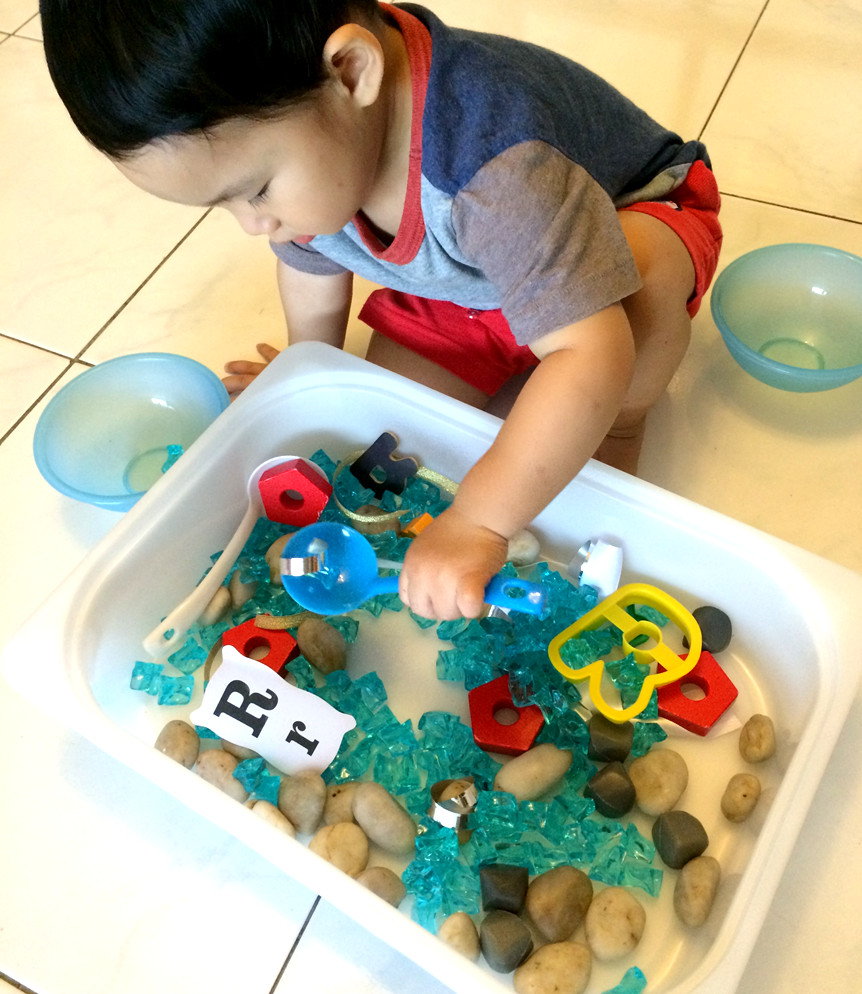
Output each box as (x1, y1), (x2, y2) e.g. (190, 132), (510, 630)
(480, 863), (529, 914)
(480, 910), (534, 973)
(587, 713), (634, 763)
(652, 810), (709, 869)
(584, 762), (636, 818)
(684, 605), (733, 654)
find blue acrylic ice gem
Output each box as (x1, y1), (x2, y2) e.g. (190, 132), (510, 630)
(130, 661), (163, 694)
(631, 720), (668, 757)
(156, 674), (194, 706)
(168, 636), (208, 675)
(602, 966), (647, 994)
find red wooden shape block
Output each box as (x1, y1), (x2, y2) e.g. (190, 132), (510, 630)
(468, 675), (545, 755)
(222, 617), (299, 674)
(657, 650), (738, 735)
(258, 459), (332, 526)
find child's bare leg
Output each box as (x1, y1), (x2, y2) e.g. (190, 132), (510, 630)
(365, 332), (490, 407)
(593, 210), (696, 474)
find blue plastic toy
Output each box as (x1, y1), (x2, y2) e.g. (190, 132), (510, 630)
(280, 522), (547, 616)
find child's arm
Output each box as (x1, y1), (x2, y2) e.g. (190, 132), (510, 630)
(222, 261), (353, 395)
(399, 302), (635, 620)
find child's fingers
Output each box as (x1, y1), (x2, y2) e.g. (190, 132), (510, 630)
(223, 359), (267, 376)
(221, 370), (262, 397)
(255, 342), (281, 362)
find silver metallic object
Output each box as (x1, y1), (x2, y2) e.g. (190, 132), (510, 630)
(280, 554), (322, 577)
(428, 777), (478, 840)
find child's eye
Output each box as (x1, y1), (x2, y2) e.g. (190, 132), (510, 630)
(249, 185), (270, 207)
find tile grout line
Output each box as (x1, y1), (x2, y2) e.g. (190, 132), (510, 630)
(0, 361), (77, 447)
(719, 191), (862, 227)
(0, 332), (83, 363)
(0, 969), (39, 993)
(697, 0), (771, 141)
(71, 209), (212, 363)
(267, 895), (322, 994)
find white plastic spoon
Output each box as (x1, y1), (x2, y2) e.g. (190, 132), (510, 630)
(142, 455), (297, 658)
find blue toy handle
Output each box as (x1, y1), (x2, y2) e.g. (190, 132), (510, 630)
(370, 572), (547, 616)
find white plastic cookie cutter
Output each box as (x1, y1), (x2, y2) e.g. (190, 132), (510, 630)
(547, 582), (702, 723)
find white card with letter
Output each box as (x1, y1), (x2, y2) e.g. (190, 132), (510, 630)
(191, 646), (356, 775)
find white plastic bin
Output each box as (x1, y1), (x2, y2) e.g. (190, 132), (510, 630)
(4, 342), (862, 994)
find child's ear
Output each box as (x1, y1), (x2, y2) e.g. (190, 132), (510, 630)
(322, 24), (385, 108)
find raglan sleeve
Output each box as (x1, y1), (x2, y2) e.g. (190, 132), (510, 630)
(451, 141), (642, 346)
(270, 239), (349, 277)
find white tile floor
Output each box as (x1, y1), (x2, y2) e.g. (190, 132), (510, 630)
(2, 1), (862, 993)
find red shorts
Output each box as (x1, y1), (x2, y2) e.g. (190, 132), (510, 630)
(360, 161), (722, 396)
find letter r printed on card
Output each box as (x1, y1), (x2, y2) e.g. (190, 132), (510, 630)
(191, 646), (356, 775)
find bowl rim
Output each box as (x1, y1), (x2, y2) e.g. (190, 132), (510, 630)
(711, 242), (862, 385)
(32, 352), (229, 510)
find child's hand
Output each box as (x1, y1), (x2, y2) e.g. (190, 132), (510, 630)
(398, 507), (508, 620)
(222, 343), (280, 398)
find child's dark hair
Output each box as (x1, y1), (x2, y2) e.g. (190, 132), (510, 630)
(40, 0), (382, 158)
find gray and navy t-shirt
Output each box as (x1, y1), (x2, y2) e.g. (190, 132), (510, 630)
(271, 2), (710, 346)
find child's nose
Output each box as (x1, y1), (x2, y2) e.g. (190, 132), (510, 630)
(234, 207), (280, 238)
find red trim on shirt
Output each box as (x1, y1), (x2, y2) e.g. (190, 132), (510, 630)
(350, 4), (429, 265)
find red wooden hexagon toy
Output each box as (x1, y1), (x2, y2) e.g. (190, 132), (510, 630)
(468, 674), (545, 755)
(222, 617), (299, 674)
(257, 459), (332, 526)
(657, 650), (738, 735)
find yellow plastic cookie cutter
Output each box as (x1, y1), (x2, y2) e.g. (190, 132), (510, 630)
(547, 582), (702, 724)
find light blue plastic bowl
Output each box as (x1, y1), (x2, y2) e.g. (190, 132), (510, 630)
(711, 243), (862, 392)
(33, 352), (230, 511)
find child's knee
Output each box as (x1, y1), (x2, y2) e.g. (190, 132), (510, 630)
(618, 210), (696, 308)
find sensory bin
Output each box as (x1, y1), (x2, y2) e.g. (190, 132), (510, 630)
(5, 343), (862, 994)
(131, 440), (773, 994)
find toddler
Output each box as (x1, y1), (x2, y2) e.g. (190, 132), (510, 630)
(41, 0), (722, 619)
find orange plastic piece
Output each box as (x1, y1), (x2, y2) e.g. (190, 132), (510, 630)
(401, 512), (434, 537)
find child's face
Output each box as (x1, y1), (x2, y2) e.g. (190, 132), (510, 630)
(115, 85), (382, 244)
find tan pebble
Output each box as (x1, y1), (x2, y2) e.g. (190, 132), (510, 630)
(674, 856), (721, 927)
(355, 866), (406, 906)
(629, 749), (689, 816)
(352, 781), (417, 855)
(584, 887), (645, 961)
(526, 865), (593, 942)
(221, 738), (259, 761)
(264, 534), (291, 586)
(739, 714), (776, 763)
(198, 585), (231, 627)
(296, 617), (348, 675)
(154, 719), (200, 769)
(437, 912), (480, 961)
(721, 772), (761, 822)
(353, 505), (397, 536)
(507, 529), (541, 565)
(324, 781), (359, 825)
(203, 639), (223, 682)
(277, 770), (327, 835)
(229, 567), (259, 607)
(308, 822), (369, 877)
(514, 941), (592, 994)
(251, 800), (297, 837)
(195, 749), (248, 803)
(494, 743), (573, 802)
